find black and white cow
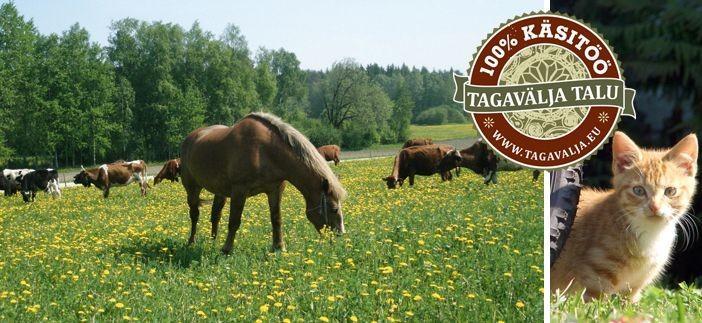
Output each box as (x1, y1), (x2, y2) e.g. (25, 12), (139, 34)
(0, 175), (20, 196)
(2, 168), (33, 196)
(18, 169), (61, 202)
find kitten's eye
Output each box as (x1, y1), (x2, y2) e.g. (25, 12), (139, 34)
(665, 187), (677, 197)
(632, 185), (646, 196)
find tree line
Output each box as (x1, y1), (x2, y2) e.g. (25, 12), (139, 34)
(0, 3), (462, 168)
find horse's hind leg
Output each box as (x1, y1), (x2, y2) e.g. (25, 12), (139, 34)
(186, 186), (203, 245)
(267, 183), (286, 252)
(222, 193), (246, 255)
(210, 195), (226, 240)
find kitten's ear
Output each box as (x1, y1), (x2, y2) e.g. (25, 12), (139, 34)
(612, 131), (641, 174)
(665, 133), (698, 176)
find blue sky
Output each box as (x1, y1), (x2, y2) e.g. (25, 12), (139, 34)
(6, 0), (545, 70)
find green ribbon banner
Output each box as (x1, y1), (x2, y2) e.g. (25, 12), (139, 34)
(453, 75), (636, 118)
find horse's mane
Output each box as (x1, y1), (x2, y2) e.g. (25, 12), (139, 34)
(245, 112), (347, 200)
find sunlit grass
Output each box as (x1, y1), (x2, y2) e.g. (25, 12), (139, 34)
(0, 157), (541, 321)
(552, 283), (702, 321)
(408, 123), (476, 141)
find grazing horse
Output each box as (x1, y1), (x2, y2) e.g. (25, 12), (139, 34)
(317, 145), (341, 166)
(154, 158), (181, 184)
(403, 138), (433, 149)
(180, 112), (347, 254)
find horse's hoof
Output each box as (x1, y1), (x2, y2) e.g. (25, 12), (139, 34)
(270, 244), (286, 253)
(221, 248), (232, 255)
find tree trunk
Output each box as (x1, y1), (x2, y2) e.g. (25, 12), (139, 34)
(92, 137), (96, 166)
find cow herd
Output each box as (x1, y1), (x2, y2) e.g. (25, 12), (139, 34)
(1, 138), (529, 203)
(1, 112), (541, 254)
(1, 168), (61, 202)
(382, 137), (515, 189)
(2, 124), (531, 206)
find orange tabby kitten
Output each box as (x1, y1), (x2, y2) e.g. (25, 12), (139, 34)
(552, 131), (698, 301)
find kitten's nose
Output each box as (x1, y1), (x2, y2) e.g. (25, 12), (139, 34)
(649, 202), (660, 215)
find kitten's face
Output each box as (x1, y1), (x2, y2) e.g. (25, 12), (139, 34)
(612, 132), (698, 223)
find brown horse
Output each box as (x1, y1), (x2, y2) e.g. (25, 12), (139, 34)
(180, 112), (347, 254)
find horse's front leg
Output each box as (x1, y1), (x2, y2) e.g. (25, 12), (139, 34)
(210, 195), (226, 239)
(103, 185), (110, 198)
(267, 183), (286, 252)
(222, 193), (246, 255)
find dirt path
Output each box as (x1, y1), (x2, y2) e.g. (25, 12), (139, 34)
(48, 137), (476, 187)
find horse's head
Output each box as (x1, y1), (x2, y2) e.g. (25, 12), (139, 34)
(307, 178), (345, 234)
(73, 167), (92, 187)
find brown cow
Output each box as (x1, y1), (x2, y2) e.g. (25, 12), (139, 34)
(438, 149), (462, 181)
(382, 144), (456, 189)
(458, 140), (499, 185)
(317, 145), (341, 165)
(73, 160), (148, 198)
(459, 140), (541, 184)
(402, 138), (433, 149)
(154, 158), (181, 184)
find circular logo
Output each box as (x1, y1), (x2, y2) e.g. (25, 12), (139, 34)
(453, 12), (636, 170)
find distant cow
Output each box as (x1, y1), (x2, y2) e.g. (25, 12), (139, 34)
(438, 149), (462, 181)
(19, 169), (61, 202)
(317, 145), (341, 165)
(403, 138), (433, 149)
(0, 175), (20, 196)
(74, 160), (148, 198)
(458, 140), (499, 185)
(3, 168), (33, 196)
(382, 144), (456, 189)
(459, 140), (541, 184)
(154, 158), (181, 184)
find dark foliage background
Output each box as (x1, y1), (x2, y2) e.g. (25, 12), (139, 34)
(553, 0), (702, 284)
(0, 3), (465, 168)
